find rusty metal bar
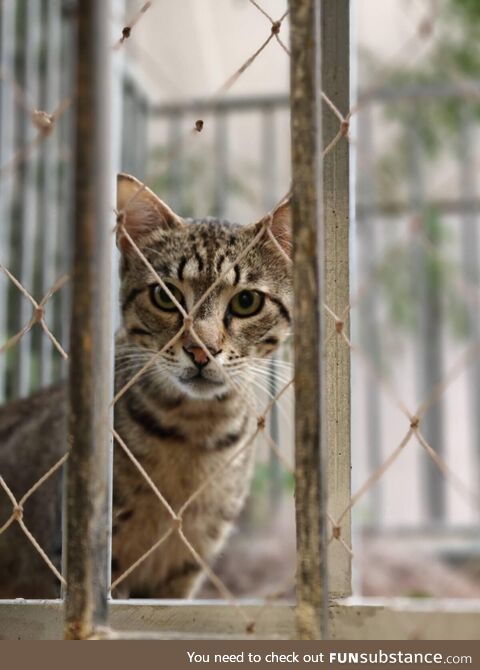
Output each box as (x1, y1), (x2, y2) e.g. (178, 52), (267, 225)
(64, 0), (113, 640)
(289, 0), (328, 640)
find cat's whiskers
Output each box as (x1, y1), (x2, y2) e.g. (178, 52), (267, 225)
(231, 370), (293, 432)
(227, 373), (263, 414)
(224, 363), (250, 374)
(115, 354), (153, 365)
(229, 359), (294, 387)
(248, 374), (292, 408)
(248, 365), (293, 384)
(115, 354), (153, 368)
(226, 371), (251, 397)
(115, 351), (175, 383)
(231, 355), (293, 370)
(227, 357), (293, 394)
(248, 357), (294, 372)
(115, 362), (148, 374)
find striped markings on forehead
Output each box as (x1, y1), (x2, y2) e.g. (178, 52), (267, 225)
(178, 252), (241, 287)
(141, 220), (248, 284)
(133, 220), (289, 308)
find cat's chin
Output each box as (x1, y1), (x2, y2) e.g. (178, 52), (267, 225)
(176, 376), (230, 400)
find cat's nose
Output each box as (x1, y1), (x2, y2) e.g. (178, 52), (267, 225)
(183, 345), (222, 369)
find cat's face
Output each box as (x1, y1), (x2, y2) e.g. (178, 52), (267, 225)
(117, 174), (292, 400)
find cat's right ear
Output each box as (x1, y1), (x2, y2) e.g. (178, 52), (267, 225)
(266, 198), (292, 257)
(116, 173), (183, 252)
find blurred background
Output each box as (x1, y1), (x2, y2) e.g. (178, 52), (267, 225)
(2, 0), (480, 600)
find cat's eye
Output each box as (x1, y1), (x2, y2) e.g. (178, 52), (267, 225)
(229, 290), (264, 318)
(150, 283), (183, 312)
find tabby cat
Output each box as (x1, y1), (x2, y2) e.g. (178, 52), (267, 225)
(0, 174), (292, 599)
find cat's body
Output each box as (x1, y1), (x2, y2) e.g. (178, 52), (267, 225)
(0, 174), (292, 599)
(111, 341), (257, 597)
(0, 384), (66, 598)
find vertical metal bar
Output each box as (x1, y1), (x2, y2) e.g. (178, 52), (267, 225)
(357, 106), (382, 528)
(213, 109), (228, 218)
(290, 0), (328, 640)
(57, 2), (76, 379)
(39, 0), (62, 387)
(409, 107), (445, 524)
(60, 1), (77, 594)
(458, 113), (480, 514)
(0, 0), (16, 402)
(8, 0), (25, 399)
(29, 2), (49, 393)
(261, 105), (282, 507)
(110, 0), (127, 334)
(322, 0), (352, 598)
(65, 0), (112, 640)
(16, 0), (42, 397)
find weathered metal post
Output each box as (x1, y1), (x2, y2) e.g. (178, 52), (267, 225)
(65, 0), (113, 640)
(289, 0), (328, 640)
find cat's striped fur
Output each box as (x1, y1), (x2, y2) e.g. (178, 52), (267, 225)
(0, 174), (292, 599)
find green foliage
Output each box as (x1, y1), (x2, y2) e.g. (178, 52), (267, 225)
(240, 461), (293, 530)
(365, 0), (479, 352)
(371, 209), (470, 362)
(379, 0), (480, 157)
(251, 461), (294, 497)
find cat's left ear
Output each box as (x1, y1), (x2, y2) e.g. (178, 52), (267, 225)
(116, 173), (183, 252)
(265, 198), (292, 256)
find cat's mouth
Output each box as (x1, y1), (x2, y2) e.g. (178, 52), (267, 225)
(179, 373), (225, 387)
(176, 369), (227, 398)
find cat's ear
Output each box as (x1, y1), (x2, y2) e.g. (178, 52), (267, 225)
(116, 173), (182, 252)
(266, 198), (292, 256)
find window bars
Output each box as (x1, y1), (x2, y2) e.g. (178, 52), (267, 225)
(64, 0), (330, 639)
(0, 0), (335, 640)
